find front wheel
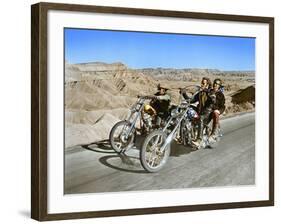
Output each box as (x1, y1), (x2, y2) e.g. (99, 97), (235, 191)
(140, 130), (170, 173)
(109, 120), (135, 153)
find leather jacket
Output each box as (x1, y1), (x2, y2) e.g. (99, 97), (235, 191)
(209, 89), (225, 114)
(150, 91), (171, 117)
(183, 88), (225, 115)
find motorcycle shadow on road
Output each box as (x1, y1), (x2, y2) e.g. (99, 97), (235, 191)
(81, 136), (195, 173)
(169, 141), (194, 157)
(81, 137), (146, 173)
(81, 139), (116, 154)
(98, 154), (147, 174)
(81, 135), (145, 154)
(96, 136), (147, 173)
(97, 140), (196, 173)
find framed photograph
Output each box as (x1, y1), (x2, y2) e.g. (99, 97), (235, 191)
(31, 2), (274, 221)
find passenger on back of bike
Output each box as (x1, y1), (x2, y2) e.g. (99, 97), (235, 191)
(208, 78), (226, 143)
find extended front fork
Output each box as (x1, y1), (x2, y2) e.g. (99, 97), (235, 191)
(160, 109), (188, 153)
(124, 104), (144, 140)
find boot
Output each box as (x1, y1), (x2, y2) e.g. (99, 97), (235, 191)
(209, 125), (218, 143)
(209, 114), (219, 143)
(192, 120), (204, 148)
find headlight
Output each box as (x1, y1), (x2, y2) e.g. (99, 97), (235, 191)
(170, 108), (178, 117)
(187, 108), (199, 119)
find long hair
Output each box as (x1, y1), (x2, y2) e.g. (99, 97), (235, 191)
(201, 77), (212, 90)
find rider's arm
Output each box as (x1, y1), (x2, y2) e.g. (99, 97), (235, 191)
(213, 92), (225, 114)
(156, 94), (171, 101)
(218, 92), (226, 114)
(190, 92), (199, 103)
(155, 90), (171, 101)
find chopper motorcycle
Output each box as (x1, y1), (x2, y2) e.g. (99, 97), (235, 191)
(109, 95), (169, 153)
(140, 86), (222, 172)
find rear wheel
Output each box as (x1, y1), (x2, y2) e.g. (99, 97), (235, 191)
(140, 130), (170, 173)
(109, 120), (135, 153)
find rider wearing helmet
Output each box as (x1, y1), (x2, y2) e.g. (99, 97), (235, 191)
(208, 78), (225, 143)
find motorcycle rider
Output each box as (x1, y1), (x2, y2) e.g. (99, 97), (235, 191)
(149, 83), (171, 127)
(181, 77), (213, 148)
(193, 77), (214, 147)
(208, 78), (225, 143)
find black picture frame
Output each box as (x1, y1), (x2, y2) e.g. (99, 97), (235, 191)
(31, 2), (274, 221)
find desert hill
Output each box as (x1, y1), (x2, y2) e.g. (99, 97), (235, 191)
(65, 62), (157, 111)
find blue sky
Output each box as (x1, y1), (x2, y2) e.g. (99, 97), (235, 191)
(64, 28), (255, 71)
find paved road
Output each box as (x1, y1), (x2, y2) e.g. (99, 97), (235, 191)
(65, 112), (255, 194)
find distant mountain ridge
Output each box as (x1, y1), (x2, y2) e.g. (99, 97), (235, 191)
(68, 61), (254, 73)
(74, 62), (127, 72)
(66, 61), (254, 82)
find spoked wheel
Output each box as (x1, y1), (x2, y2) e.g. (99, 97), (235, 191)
(140, 130), (170, 173)
(109, 120), (135, 153)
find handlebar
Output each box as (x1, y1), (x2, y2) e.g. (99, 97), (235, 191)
(137, 95), (156, 100)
